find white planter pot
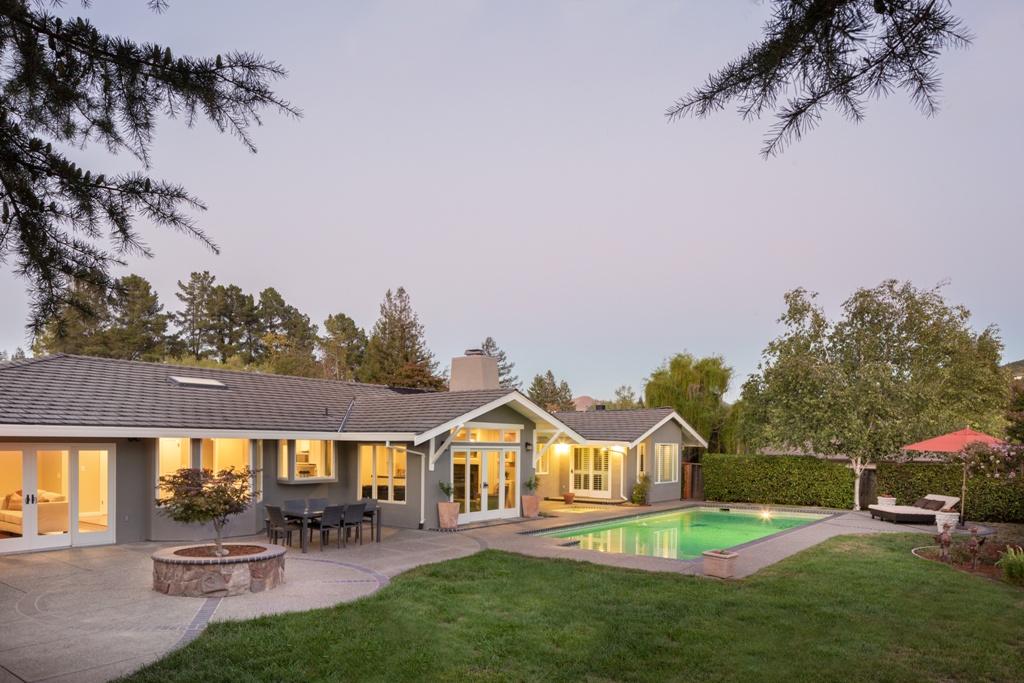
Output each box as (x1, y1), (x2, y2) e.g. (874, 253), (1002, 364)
(876, 496), (896, 507)
(934, 511), (959, 534)
(702, 550), (739, 579)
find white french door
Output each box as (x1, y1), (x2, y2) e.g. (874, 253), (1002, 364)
(0, 444), (115, 554)
(452, 448), (519, 523)
(571, 447), (611, 499)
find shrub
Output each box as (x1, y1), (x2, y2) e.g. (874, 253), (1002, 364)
(632, 474), (651, 505)
(876, 462), (1024, 523)
(996, 546), (1024, 587)
(702, 454), (853, 508)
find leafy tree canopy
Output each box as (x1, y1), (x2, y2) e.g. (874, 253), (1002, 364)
(668, 1), (972, 156)
(603, 384), (643, 410)
(527, 370), (575, 412)
(0, 0), (299, 335)
(644, 353), (734, 452)
(741, 279), (1008, 509)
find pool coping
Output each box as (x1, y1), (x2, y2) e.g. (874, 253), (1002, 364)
(521, 503), (842, 560)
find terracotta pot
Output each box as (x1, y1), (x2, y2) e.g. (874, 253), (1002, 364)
(701, 549), (739, 579)
(563, 492), (575, 505)
(521, 494), (540, 518)
(438, 501), (460, 530)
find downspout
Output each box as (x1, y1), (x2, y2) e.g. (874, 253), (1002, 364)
(420, 443), (427, 529)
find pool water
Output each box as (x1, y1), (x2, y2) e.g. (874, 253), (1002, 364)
(539, 508), (827, 560)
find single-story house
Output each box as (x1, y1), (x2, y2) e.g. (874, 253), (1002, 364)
(0, 350), (704, 554)
(533, 408), (707, 503)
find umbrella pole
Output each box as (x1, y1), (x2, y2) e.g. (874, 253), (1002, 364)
(960, 462), (967, 528)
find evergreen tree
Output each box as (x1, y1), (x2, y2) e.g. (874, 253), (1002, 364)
(0, 1), (300, 332)
(31, 277), (111, 357)
(208, 284), (257, 363)
(173, 271), (216, 359)
(361, 287), (444, 390)
(480, 336), (520, 390)
(320, 313), (366, 381)
(11, 347), (25, 360)
(669, 1), (972, 156)
(603, 385), (642, 410)
(527, 370), (575, 412)
(644, 353), (734, 453)
(106, 274), (170, 361)
(253, 287), (318, 373)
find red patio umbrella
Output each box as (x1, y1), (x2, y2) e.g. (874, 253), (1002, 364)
(901, 428), (1005, 454)
(901, 429), (1006, 526)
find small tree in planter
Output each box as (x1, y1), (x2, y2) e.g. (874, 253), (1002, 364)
(522, 475), (541, 518)
(156, 467), (257, 557)
(437, 480), (460, 529)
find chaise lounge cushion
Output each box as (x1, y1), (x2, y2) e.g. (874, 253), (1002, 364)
(922, 498), (946, 511)
(868, 494), (960, 523)
(912, 497), (931, 508)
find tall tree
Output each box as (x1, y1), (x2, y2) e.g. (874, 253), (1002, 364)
(361, 287), (444, 390)
(173, 271), (216, 358)
(0, 0), (300, 333)
(644, 353), (734, 452)
(603, 385), (643, 410)
(668, 1), (972, 156)
(320, 313), (366, 381)
(481, 336), (520, 390)
(207, 284), (257, 363)
(1007, 380), (1024, 446)
(527, 370), (575, 412)
(106, 274), (170, 361)
(741, 280), (1007, 510)
(31, 276), (111, 356)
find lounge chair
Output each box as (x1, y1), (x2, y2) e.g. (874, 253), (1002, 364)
(868, 494), (960, 524)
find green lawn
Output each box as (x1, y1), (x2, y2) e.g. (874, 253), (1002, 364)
(121, 534), (1024, 683)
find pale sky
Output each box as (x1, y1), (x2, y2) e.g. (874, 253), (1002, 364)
(2, 1), (1021, 402)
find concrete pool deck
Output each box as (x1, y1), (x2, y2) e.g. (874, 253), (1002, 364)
(0, 501), (969, 682)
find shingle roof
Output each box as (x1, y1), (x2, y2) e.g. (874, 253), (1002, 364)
(0, 354), (518, 436)
(553, 408), (679, 442)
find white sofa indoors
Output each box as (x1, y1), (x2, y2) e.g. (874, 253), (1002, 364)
(0, 490), (69, 536)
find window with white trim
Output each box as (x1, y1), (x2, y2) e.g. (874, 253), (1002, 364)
(277, 440), (337, 484)
(358, 444), (407, 503)
(655, 443), (678, 483)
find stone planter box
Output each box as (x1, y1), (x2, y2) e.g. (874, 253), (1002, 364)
(702, 549), (739, 579)
(152, 544), (286, 597)
(876, 496), (896, 507)
(521, 494), (540, 518)
(934, 511), (959, 534)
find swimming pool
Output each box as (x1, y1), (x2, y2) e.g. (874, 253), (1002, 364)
(537, 507), (829, 560)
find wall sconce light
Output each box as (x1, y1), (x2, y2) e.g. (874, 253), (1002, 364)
(525, 442), (533, 452)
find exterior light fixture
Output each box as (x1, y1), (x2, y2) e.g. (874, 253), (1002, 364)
(525, 442), (533, 452)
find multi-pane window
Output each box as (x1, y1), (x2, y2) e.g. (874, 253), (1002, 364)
(157, 438), (191, 499)
(655, 443), (679, 483)
(277, 440), (336, 483)
(638, 442), (647, 477)
(359, 444), (407, 503)
(453, 427), (519, 443)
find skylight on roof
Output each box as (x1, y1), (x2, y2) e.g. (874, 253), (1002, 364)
(168, 375), (227, 390)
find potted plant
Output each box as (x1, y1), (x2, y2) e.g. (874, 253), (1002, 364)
(701, 548), (739, 578)
(155, 466), (257, 557)
(876, 493), (896, 506)
(437, 480), (460, 530)
(934, 507), (959, 534)
(522, 475), (541, 518)
(563, 491), (576, 505)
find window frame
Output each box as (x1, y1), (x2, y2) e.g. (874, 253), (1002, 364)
(276, 439), (339, 485)
(654, 443), (679, 484)
(637, 442), (647, 479)
(358, 444), (408, 505)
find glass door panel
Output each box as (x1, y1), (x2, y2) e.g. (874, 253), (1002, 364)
(36, 450), (70, 537)
(503, 451), (516, 514)
(485, 450), (500, 512)
(76, 450), (109, 536)
(468, 451), (482, 513)
(453, 452), (468, 514)
(0, 450), (26, 550)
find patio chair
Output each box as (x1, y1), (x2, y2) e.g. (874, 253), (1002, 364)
(309, 505), (345, 550)
(308, 497), (329, 512)
(283, 499), (306, 517)
(341, 502), (366, 547)
(360, 498), (378, 541)
(266, 505), (301, 547)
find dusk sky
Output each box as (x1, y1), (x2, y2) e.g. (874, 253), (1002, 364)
(1, 1), (1021, 402)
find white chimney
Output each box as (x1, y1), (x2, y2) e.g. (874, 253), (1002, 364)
(450, 349), (500, 392)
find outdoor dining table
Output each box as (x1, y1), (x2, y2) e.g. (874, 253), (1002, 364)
(285, 502), (383, 553)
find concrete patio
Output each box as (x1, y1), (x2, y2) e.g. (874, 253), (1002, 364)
(0, 501), (962, 683)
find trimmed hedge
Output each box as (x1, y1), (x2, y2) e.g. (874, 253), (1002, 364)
(877, 462), (1024, 523)
(702, 454), (854, 509)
